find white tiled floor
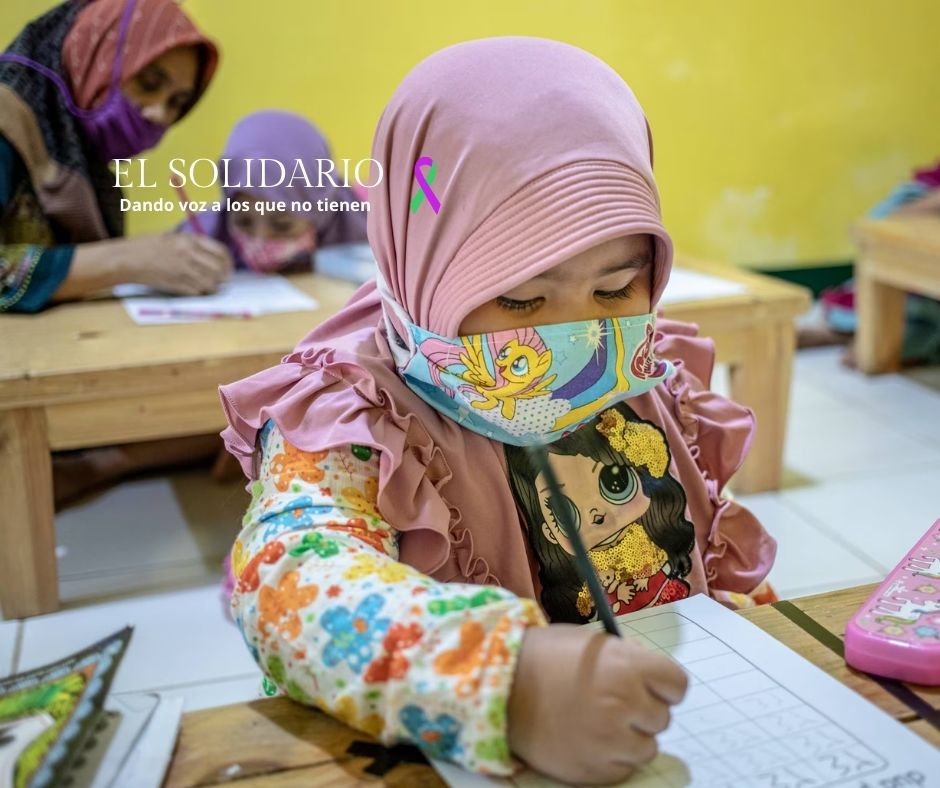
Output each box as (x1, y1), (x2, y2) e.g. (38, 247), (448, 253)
(55, 470), (247, 604)
(0, 620), (19, 677)
(17, 586), (258, 693)
(1, 346), (938, 712)
(737, 493), (884, 598)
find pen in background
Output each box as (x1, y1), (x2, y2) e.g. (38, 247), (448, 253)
(171, 174), (206, 236)
(137, 307), (253, 320)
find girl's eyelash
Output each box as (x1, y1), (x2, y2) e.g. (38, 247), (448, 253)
(497, 282), (636, 311)
(496, 296), (543, 312)
(138, 72), (163, 92)
(597, 282), (636, 300)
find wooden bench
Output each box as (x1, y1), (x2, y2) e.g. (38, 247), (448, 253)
(852, 215), (940, 374)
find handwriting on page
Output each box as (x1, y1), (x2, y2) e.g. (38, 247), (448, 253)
(616, 612), (889, 787)
(436, 596), (937, 788)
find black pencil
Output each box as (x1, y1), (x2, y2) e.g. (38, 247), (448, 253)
(526, 444), (621, 637)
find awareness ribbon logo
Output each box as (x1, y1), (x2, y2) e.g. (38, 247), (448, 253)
(411, 156), (441, 215)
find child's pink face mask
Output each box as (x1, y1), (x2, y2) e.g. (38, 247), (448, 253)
(230, 225), (316, 273)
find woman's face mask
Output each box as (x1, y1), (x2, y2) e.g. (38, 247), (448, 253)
(378, 275), (672, 446)
(0, 0), (169, 160)
(77, 89), (166, 160)
(230, 225), (316, 273)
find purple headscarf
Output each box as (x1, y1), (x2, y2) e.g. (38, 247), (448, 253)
(182, 109), (368, 267)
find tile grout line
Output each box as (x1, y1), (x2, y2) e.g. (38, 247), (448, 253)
(59, 556), (224, 583)
(57, 556), (227, 582)
(10, 621), (24, 674)
(794, 367), (940, 454)
(776, 496), (890, 575)
(112, 670), (262, 697)
(770, 458), (940, 502)
(772, 576), (884, 602)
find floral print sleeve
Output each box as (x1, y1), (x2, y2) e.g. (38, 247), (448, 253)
(0, 138), (74, 312)
(231, 420), (546, 776)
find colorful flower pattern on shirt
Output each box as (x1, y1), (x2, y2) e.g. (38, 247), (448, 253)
(322, 594), (392, 673)
(270, 440), (328, 491)
(231, 421), (545, 776)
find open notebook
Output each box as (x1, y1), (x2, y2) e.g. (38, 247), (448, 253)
(432, 594), (937, 787)
(115, 271), (319, 324)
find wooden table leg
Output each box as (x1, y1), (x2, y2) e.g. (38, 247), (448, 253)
(729, 321), (795, 494)
(0, 408), (59, 618)
(854, 259), (907, 374)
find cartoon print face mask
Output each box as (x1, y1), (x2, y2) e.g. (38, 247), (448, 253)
(377, 273), (673, 445)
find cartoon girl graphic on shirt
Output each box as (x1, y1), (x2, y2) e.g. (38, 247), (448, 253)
(506, 402), (694, 623)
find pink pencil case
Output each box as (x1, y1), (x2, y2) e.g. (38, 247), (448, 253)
(845, 519), (940, 685)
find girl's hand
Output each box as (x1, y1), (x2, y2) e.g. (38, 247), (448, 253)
(507, 623), (687, 785)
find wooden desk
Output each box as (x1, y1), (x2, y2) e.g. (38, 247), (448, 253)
(0, 264), (808, 619)
(740, 584), (939, 749)
(0, 275), (359, 620)
(163, 585), (938, 787)
(852, 215), (940, 374)
(664, 256), (810, 495)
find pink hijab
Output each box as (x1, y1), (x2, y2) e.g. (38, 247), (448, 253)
(220, 38), (775, 604)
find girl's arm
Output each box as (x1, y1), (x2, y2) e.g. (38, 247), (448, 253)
(232, 421), (546, 776)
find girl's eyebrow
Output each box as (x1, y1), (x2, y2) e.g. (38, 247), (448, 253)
(538, 481), (566, 494)
(535, 253), (653, 282)
(599, 254), (653, 275)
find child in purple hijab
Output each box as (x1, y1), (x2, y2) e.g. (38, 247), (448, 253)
(181, 109), (368, 273)
(219, 39), (776, 783)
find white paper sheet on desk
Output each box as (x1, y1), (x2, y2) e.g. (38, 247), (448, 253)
(115, 271), (319, 324)
(314, 242), (377, 285)
(659, 268), (747, 305)
(432, 594), (938, 787)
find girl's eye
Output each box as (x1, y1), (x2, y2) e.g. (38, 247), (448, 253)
(169, 93), (193, 114)
(137, 70), (163, 93)
(599, 464), (638, 505)
(596, 282), (636, 301)
(496, 296), (544, 313)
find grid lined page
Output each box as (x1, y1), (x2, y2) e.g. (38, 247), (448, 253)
(594, 610), (887, 787)
(432, 594), (937, 788)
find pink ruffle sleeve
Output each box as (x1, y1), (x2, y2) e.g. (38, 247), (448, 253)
(649, 319), (777, 602)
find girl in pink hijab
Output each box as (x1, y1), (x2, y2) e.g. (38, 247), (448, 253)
(220, 38), (775, 783)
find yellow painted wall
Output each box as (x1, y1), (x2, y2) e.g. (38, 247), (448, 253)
(3, 1), (939, 266)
